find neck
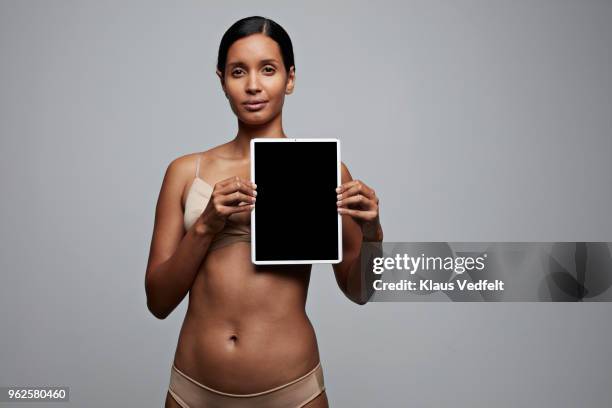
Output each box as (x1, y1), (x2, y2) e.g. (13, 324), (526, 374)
(230, 112), (287, 159)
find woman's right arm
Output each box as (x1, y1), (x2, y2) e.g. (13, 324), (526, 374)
(144, 157), (256, 320)
(144, 157), (214, 320)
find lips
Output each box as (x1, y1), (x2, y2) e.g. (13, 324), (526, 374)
(243, 99), (269, 111)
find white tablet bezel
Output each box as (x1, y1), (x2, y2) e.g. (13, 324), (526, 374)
(250, 138), (343, 265)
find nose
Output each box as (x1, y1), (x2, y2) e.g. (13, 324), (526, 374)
(246, 72), (261, 94)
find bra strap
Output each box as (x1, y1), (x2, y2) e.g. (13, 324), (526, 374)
(195, 155), (201, 178)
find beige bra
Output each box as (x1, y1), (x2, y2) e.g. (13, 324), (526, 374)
(183, 155), (251, 252)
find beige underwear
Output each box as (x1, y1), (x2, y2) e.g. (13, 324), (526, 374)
(168, 362), (325, 408)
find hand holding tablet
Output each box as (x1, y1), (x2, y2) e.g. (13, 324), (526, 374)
(198, 176), (257, 235)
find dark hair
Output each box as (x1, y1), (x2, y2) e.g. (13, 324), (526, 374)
(217, 16), (295, 75)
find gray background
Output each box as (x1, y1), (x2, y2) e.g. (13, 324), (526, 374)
(1, 0), (611, 407)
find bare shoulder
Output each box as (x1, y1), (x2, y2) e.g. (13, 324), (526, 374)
(178, 143), (234, 169)
(162, 149), (213, 206)
(166, 144), (233, 194)
(168, 145), (224, 179)
(163, 153), (197, 189)
(166, 153), (196, 177)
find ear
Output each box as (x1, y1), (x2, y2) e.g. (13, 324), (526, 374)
(285, 66), (295, 95)
(216, 69), (228, 97)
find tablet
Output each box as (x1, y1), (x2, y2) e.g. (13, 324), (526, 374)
(250, 138), (343, 265)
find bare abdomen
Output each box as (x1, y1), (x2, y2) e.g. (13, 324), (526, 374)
(172, 242), (321, 394)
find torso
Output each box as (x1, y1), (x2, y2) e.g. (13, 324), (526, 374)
(172, 147), (321, 394)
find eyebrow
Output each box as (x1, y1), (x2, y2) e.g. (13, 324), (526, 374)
(227, 59), (280, 68)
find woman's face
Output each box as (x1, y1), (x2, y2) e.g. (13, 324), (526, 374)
(217, 33), (295, 126)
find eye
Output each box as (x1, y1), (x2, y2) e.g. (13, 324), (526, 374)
(231, 68), (245, 77)
(262, 65), (276, 74)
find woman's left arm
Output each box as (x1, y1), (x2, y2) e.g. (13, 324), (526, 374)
(333, 162), (383, 304)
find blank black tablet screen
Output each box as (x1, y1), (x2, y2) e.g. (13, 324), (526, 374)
(254, 141), (339, 262)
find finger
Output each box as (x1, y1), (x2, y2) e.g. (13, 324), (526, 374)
(224, 203), (255, 215)
(337, 207), (378, 221)
(336, 179), (360, 191)
(217, 178), (257, 197)
(217, 175), (257, 191)
(337, 180), (375, 200)
(218, 190), (256, 206)
(337, 194), (374, 209)
(217, 175), (242, 188)
(335, 181), (356, 194)
(337, 180), (367, 196)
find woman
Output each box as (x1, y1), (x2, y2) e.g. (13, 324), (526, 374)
(145, 16), (384, 408)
